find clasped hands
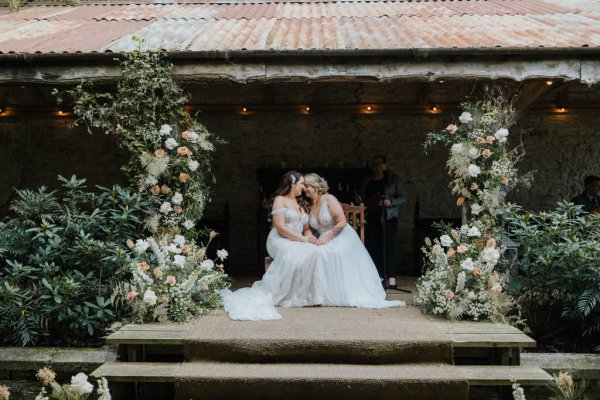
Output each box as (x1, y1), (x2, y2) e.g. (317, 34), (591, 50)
(301, 235), (330, 246)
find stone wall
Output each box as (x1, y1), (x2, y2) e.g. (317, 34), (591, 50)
(1, 81), (599, 276)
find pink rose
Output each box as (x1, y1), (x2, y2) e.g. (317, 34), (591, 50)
(150, 185), (160, 195)
(470, 182), (479, 191)
(447, 248), (456, 259)
(457, 244), (468, 253)
(491, 283), (503, 293)
(446, 124), (458, 134)
(173, 205), (183, 214)
(475, 136), (486, 145)
(127, 291), (138, 301)
(181, 131), (190, 140)
(444, 290), (455, 299)
(180, 245), (190, 255)
(482, 149), (492, 158)
(486, 135), (495, 144)
(166, 275), (176, 286)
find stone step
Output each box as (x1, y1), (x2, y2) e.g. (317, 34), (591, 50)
(93, 361), (551, 400)
(107, 308), (535, 364)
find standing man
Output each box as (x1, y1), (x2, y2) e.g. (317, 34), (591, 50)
(571, 175), (600, 213)
(359, 155), (407, 290)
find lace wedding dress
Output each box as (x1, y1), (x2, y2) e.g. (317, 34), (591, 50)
(310, 196), (405, 309)
(222, 208), (325, 320)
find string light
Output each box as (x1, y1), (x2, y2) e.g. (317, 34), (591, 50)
(304, 106), (310, 112)
(366, 105), (373, 112)
(546, 80), (554, 86)
(241, 106), (248, 113)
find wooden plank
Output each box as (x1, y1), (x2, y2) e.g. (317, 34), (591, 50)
(92, 362), (180, 382)
(444, 324), (522, 334)
(451, 333), (536, 348)
(457, 365), (551, 386)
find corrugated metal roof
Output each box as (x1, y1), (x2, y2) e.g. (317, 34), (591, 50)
(0, 0), (599, 55)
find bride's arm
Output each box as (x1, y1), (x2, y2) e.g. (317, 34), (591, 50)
(271, 196), (311, 242)
(316, 195), (347, 245)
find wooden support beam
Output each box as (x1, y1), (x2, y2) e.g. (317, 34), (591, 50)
(511, 80), (567, 123)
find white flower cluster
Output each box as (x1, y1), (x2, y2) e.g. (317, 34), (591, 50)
(32, 368), (110, 400)
(125, 234), (229, 323)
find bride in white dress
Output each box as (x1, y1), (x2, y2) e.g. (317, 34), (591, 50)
(222, 171), (324, 320)
(304, 173), (405, 309)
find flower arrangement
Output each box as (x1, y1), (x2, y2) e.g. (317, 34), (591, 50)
(417, 91), (532, 321)
(119, 232), (229, 323)
(0, 368), (111, 400)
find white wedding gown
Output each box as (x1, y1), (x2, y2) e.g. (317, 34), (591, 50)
(222, 201), (404, 321)
(222, 208), (325, 320)
(310, 196), (405, 309)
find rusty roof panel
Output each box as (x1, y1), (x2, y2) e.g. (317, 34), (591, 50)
(1, 0), (599, 55)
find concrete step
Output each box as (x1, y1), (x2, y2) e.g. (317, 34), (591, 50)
(93, 361), (551, 400)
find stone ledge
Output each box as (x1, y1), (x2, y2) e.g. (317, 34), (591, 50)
(0, 347), (117, 374)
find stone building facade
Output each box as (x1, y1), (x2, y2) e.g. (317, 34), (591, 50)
(1, 80), (599, 275)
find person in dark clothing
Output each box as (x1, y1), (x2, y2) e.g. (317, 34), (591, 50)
(571, 175), (600, 213)
(359, 155), (407, 290)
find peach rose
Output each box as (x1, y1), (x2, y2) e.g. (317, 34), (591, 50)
(161, 185), (171, 194)
(180, 245), (190, 255)
(482, 149), (492, 158)
(179, 173), (189, 183)
(473, 267), (483, 277)
(444, 289), (455, 299)
(166, 275), (176, 286)
(177, 146), (191, 156)
(475, 136), (486, 145)
(447, 248), (456, 259)
(154, 149), (165, 158)
(173, 205), (183, 214)
(153, 268), (163, 279)
(486, 135), (495, 144)
(456, 197), (465, 206)
(181, 131), (190, 140)
(470, 182), (479, 191)
(457, 244), (468, 253)
(126, 239), (135, 249)
(150, 185), (161, 195)
(127, 291), (138, 301)
(138, 262), (150, 272)
(446, 124), (458, 134)
(161, 295), (170, 304)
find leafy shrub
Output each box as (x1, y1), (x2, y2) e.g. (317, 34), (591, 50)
(0, 175), (149, 346)
(501, 202), (600, 350)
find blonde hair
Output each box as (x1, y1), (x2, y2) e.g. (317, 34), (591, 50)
(304, 173), (329, 194)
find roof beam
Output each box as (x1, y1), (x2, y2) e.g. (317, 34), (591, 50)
(0, 58), (598, 85)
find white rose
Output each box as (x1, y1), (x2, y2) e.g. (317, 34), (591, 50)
(173, 234), (186, 247)
(188, 131), (199, 143)
(468, 148), (480, 159)
(460, 224), (470, 235)
(482, 247), (500, 265)
(183, 219), (195, 229)
(159, 124), (172, 136)
(461, 258), (475, 271)
(439, 235), (453, 247)
(172, 192), (183, 205)
(494, 128), (509, 143)
(134, 239), (149, 254)
(70, 372), (94, 395)
(217, 249), (228, 260)
(467, 226), (481, 237)
(160, 201), (173, 214)
(164, 138), (179, 150)
(450, 143), (464, 155)
(201, 259), (214, 270)
(173, 255), (186, 267)
(459, 111), (473, 124)
(167, 244), (181, 254)
(468, 164), (481, 177)
(471, 203), (483, 215)
(145, 175), (158, 186)
(143, 289), (157, 306)
(188, 159), (199, 172)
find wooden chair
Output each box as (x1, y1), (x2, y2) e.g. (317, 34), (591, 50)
(342, 203), (365, 243)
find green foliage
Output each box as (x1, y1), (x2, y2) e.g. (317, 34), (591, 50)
(0, 176), (149, 346)
(9, 0), (79, 12)
(500, 202), (600, 350)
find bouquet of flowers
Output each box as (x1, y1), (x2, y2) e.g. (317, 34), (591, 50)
(120, 231), (230, 323)
(415, 223), (509, 320)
